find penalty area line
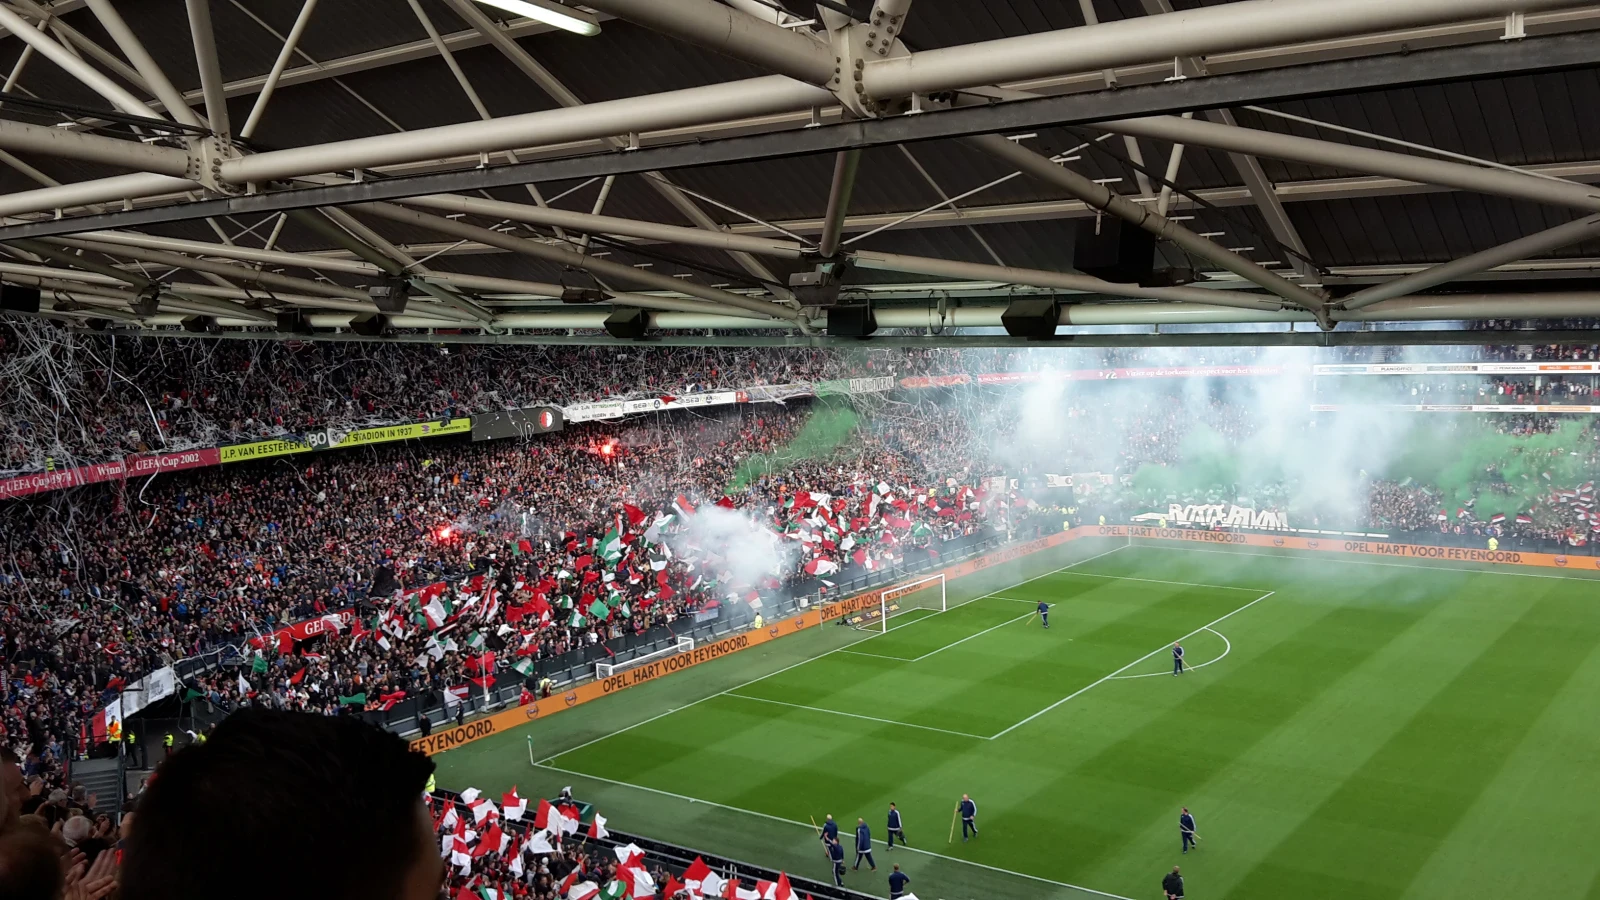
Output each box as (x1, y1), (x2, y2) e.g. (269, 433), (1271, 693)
(721, 692), (992, 740)
(533, 762), (1139, 900)
(539, 542), (1131, 764)
(991, 590), (1275, 739)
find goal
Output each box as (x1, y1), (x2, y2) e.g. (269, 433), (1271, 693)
(596, 635), (694, 680)
(846, 573), (946, 633)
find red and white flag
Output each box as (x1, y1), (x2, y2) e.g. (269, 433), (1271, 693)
(501, 788), (527, 821)
(588, 813), (609, 840)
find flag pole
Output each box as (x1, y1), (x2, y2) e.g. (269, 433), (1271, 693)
(948, 807), (958, 844)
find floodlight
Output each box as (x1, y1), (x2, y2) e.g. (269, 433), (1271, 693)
(472, 0), (601, 36)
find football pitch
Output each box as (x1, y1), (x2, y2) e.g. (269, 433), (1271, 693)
(434, 538), (1600, 900)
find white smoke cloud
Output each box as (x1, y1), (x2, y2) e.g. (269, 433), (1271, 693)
(668, 503), (798, 603)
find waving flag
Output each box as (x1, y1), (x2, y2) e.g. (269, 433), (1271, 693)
(588, 813), (609, 840)
(502, 788), (527, 821)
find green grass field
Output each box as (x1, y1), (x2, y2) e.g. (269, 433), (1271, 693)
(435, 538), (1600, 900)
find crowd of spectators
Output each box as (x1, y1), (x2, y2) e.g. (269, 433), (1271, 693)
(14, 332), (1600, 837)
(11, 321), (1600, 476)
(1, 398), (996, 803)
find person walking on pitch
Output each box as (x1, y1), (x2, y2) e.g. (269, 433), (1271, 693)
(1180, 807), (1199, 853)
(1173, 642), (1186, 675)
(958, 794), (978, 841)
(886, 802), (908, 848)
(828, 835), (846, 886)
(1038, 600), (1050, 628)
(854, 818), (876, 871)
(1163, 866), (1185, 899)
(821, 813), (839, 848)
(888, 865), (911, 899)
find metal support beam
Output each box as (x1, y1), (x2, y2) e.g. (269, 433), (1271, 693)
(9, 30), (1599, 238)
(240, 0), (318, 141)
(0, 119), (192, 175)
(1342, 214), (1600, 309)
(581, 0), (834, 83)
(1130, 0), (1313, 276)
(850, 249), (1286, 312)
(354, 203), (801, 321)
(285, 209), (401, 275)
(969, 133), (1328, 320)
(83, 0), (205, 128)
(1205, 108), (1315, 277)
(42, 236), (387, 308)
(0, 173), (200, 219)
(861, 0), (1598, 98)
(0, 3), (161, 117)
(817, 149), (861, 259)
(185, 0), (230, 138)
(441, 0), (795, 295)
(1102, 115), (1600, 217)
(5, 238), (149, 287)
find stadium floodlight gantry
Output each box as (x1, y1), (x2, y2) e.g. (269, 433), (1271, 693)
(0, 0), (1599, 345)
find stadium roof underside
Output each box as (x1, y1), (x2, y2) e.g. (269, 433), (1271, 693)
(2, 0), (1600, 347)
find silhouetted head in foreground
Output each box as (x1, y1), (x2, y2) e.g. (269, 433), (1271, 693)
(121, 709), (440, 900)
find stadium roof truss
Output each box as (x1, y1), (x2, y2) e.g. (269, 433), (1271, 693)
(0, 0), (1599, 345)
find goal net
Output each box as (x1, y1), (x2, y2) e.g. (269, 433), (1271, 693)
(596, 635), (694, 680)
(846, 573), (946, 633)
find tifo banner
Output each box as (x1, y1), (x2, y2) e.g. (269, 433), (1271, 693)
(1044, 473), (1114, 489)
(328, 417), (471, 449)
(899, 365), (1287, 389)
(1311, 404), (1600, 414)
(1316, 362), (1600, 376)
(815, 376), (895, 396)
(1132, 503), (1289, 530)
(220, 437), (316, 463)
(247, 608), (358, 649)
(563, 392), (746, 423)
(119, 665), (177, 717)
(0, 448), (220, 500)
(1110, 524), (1600, 571)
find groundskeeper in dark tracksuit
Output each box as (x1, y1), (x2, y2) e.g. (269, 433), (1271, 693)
(887, 803), (907, 847)
(1163, 867), (1185, 900)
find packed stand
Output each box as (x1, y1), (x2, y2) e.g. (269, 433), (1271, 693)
(0, 400), (995, 781)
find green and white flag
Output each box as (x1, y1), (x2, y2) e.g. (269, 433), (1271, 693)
(513, 658), (535, 676)
(567, 611), (587, 629)
(465, 630), (486, 651)
(600, 528), (625, 564)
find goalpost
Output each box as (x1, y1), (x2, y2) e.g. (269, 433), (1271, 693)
(596, 635), (694, 680)
(847, 572), (946, 633)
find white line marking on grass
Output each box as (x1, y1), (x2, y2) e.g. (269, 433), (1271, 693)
(990, 591), (1275, 739)
(721, 692), (992, 740)
(835, 648), (916, 661)
(995, 569), (1268, 594)
(534, 762), (1140, 900)
(908, 607), (1045, 663)
(1149, 543), (1600, 581)
(543, 542), (1130, 764)
(1109, 627), (1232, 680)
